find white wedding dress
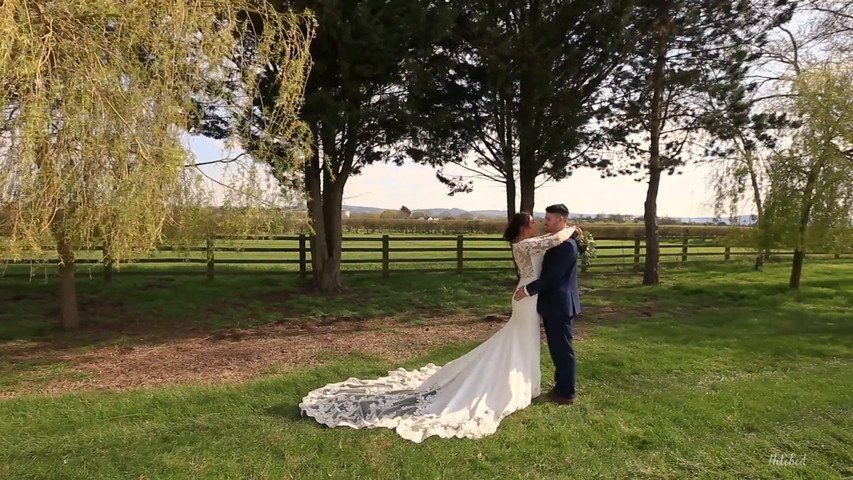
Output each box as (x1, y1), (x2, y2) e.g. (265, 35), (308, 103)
(299, 230), (572, 443)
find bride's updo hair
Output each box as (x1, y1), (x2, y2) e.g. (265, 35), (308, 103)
(503, 212), (532, 243)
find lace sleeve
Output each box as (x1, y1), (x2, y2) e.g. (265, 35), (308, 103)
(514, 227), (575, 255)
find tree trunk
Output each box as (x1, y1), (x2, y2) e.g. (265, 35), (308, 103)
(643, 21), (668, 286)
(518, 75), (536, 215)
(789, 249), (805, 289)
(753, 251), (766, 270)
(103, 238), (114, 283)
(58, 256), (78, 330)
(52, 209), (79, 330)
(505, 152), (517, 221)
(643, 170), (662, 286)
(789, 162), (821, 289)
(35, 137), (79, 327)
(305, 144), (343, 292)
(318, 172), (345, 292)
(500, 85), (517, 222)
(305, 140), (330, 290)
(504, 151), (521, 278)
(743, 147), (769, 270)
(518, 165), (535, 215)
(516, 5), (539, 216)
(305, 126), (347, 292)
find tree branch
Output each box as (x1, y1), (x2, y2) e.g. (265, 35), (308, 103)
(184, 151), (248, 168)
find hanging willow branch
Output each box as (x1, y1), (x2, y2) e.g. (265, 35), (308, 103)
(0, 0), (315, 264)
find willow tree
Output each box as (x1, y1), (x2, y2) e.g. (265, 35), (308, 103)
(763, 65), (853, 288)
(706, 0), (853, 270)
(0, 0), (314, 329)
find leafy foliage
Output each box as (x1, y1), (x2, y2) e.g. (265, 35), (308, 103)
(0, 0), (313, 264)
(195, 0), (456, 290)
(408, 0), (635, 213)
(762, 65), (853, 253)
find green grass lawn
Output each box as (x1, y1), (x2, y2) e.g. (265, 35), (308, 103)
(1, 261), (851, 478)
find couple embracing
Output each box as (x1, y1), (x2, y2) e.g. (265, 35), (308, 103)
(300, 204), (583, 443)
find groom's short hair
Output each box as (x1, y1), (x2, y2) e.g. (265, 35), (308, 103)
(545, 204), (569, 219)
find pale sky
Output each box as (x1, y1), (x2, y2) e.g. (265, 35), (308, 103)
(188, 135), (729, 218)
(344, 160), (724, 217)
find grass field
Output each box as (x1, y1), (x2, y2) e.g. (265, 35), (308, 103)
(1, 259), (851, 478)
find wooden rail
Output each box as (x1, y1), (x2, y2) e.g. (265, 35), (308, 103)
(2, 234), (848, 279)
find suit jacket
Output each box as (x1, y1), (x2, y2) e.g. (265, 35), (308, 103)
(525, 238), (581, 318)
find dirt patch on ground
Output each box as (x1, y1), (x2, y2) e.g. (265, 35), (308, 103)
(0, 316), (591, 400)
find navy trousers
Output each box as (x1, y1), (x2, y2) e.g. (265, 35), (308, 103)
(543, 314), (576, 399)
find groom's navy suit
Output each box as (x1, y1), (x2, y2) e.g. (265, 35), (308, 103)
(524, 238), (581, 399)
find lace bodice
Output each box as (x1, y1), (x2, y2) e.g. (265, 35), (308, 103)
(511, 228), (573, 281)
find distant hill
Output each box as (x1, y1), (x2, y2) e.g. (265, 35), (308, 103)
(342, 205), (384, 214)
(679, 216), (753, 225)
(342, 205), (753, 225)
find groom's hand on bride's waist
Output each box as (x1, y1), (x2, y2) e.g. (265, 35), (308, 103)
(513, 287), (529, 301)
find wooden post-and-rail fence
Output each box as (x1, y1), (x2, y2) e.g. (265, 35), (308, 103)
(2, 234), (848, 280)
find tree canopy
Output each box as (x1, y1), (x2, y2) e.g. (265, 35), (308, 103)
(605, 0), (793, 285)
(408, 0), (634, 218)
(196, 0), (454, 291)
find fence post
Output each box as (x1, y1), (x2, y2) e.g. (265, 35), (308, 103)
(724, 245), (731, 262)
(102, 242), (113, 283)
(456, 234), (464, 273)
(634, 236), (642, 270)
(681, 236), (689, 264)
(299, 233), (307, 280)
(382, 234), (390, 279)
(834, 252), (841, 260)
(206, 234), (215, 281)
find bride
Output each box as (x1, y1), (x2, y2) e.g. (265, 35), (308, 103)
(299, 213), (579, 443)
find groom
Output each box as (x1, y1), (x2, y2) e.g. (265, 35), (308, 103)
(513, 204), (580, 405)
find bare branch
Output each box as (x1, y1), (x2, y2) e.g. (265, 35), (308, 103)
(184, 152), (248, 168)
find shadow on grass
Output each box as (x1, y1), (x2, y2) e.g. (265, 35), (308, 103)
(3, 261), (851, 369)
(0, 274), (300, 341)
(0, 269), (517, 346)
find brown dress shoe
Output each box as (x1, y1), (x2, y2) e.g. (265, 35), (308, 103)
(548, 391), (576, 405)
